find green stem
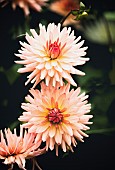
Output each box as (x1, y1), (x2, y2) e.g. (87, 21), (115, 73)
(32, 159), (35, 170)
(60, 11), (72, 27)
(32, 158), (42, 170)
(35, 160), (42, 170)
(8, 164), (13, 170)
(87, 127), (115, 134)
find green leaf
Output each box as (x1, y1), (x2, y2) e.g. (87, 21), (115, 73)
(80, 2), (85, 10)
(5, 64), (21, 85)
(0, 66), (4, 72)
(74, 65), (108, 92)
(87, 127), (115, 134)
(9, 120), (20, 131)
(62, 152), (69, 158)
(71, 2), (90, 21)
(71, 10), (79, 16)
(109, 57), (115, 84)
(104, 12), (115, 21)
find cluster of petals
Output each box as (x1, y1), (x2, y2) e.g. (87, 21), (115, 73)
(19, 82), (93, 156)
(15, 23), (89, 88)
(0, 0), (48, 16)
(0, 126), (45, 170)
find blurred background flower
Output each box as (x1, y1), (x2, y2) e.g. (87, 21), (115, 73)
(0, 0), (48, 16)
(49, 0), (80, 26)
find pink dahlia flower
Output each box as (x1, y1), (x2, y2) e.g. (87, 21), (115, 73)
(0, 126), (45, 170)
(19, 82), (92, 156)
(0, 0), (48, 16)
(15, 23), (89, 88)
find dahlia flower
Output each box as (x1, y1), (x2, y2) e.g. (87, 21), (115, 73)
(0, 0), (48, 16)
(19, 82), (92, 156)
(0, 126), (45, 170)
(15, 23), (89, 88)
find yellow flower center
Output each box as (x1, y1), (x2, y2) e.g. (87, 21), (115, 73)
(49, 41), (60, 59)
(48, 108), (63, 124)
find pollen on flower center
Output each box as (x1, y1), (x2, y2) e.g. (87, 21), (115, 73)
(48, 108), (63, 124)
(49, 41), (60, 59)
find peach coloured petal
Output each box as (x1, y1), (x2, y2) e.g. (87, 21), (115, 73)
(55, 129), (62, 145)
(49, 125), (56, 138)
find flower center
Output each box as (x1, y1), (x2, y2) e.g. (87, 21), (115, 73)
(49, 41), (60, 59)
(48, 108), (63, 124)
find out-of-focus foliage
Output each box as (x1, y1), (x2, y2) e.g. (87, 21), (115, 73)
(1, 64), (21, 85)
(81, 11), (115, 53)
(74, 2), (115, 133)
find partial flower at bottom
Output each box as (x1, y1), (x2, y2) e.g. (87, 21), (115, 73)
(15, 23), (89, 88)
(0, 126), (46, 170)
(19, 82), (93, 156)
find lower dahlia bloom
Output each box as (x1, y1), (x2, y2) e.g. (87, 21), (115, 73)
(15, 23), (89, 88)
(0, 0), (48, 16)
(0, 126), (46, 170)
(19, 82), (92, 156)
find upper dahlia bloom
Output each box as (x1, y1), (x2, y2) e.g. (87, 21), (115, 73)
(15, 23), (89, 88)
(0, 126), (45, 170)
(19, 82), (92, 156)
(0, 0), (48, 16)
